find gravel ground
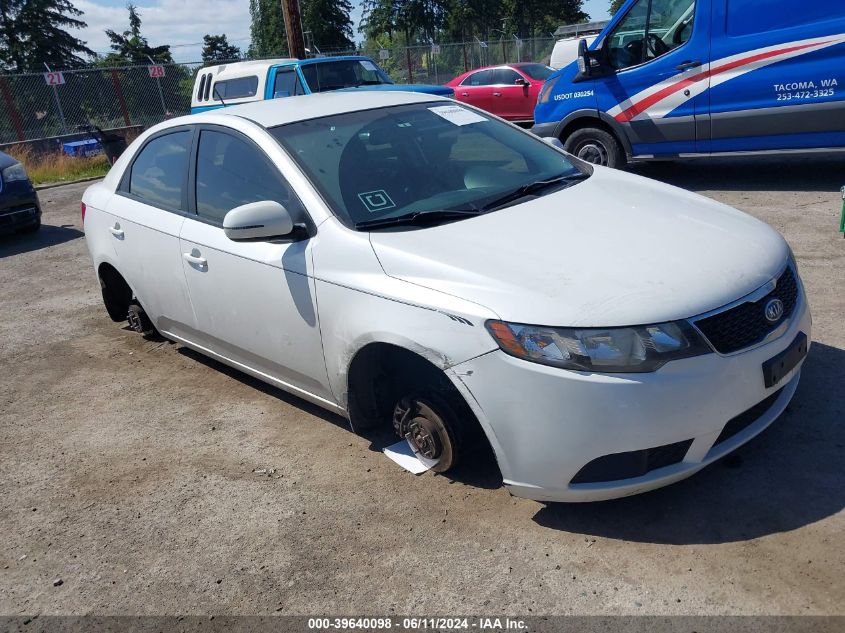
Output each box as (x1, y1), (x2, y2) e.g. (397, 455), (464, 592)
(1, 156), (844, 616)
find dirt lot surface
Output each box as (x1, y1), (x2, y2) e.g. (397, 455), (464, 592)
(1, 157), (844, 616)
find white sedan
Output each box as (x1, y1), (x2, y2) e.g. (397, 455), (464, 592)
(82, 91), (811, 502)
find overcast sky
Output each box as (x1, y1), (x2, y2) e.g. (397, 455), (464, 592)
(72, 0), (611, 63)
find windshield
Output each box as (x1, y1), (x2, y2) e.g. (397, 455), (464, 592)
(518, 64), (556, 80)
(300, 59), (393, 93)
(270, 102), (586, 230)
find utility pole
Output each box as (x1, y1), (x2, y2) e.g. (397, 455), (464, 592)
(281, 0), (306, 59)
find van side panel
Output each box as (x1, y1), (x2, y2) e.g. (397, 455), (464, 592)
(707, 0), (845, 152)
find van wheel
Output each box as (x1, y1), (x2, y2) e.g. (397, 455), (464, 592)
(564, 127), (626, 169)
(392, 392), (464, 473)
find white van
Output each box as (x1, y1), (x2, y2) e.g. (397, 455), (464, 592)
(549, 21), (608, 69)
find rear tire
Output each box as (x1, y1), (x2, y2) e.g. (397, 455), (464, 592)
(563, 127), (626, 169)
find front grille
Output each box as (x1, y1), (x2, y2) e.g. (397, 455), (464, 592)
(694, 267), (799, 354)
(571, 439), (693, 484)
(714, 388), (784, 446)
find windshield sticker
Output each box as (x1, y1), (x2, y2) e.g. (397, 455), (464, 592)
(358, 190), (396, 213)
(359, 60), (379, 72)
(428, 105), (487, 126)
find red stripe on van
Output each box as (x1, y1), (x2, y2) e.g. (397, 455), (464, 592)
(613, 40), (831, 123)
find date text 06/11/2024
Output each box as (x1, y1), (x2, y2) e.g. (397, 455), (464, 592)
(307, 617), (528, 630)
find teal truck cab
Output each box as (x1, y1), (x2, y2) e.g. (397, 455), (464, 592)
(191, 56), (453, 113)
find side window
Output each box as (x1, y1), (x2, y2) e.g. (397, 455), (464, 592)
(128, 130), (191, 210)
(213, 76), (259, 100)
(197, 74), (207, 101)
(606, 0), (696, 71)
(203, 73), (212, 101)
(195, 130), (305, 224)
(273, 69), (303, 98)
(300, 64), (318, 91)
(493, 68), (521, 85)
(462, 70), (493, 86)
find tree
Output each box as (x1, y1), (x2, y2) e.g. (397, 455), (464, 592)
(248, 0), (287, 58)
(202, 34), (241, 62)
(0, 0), (93, 72)
(103, 4), (172, 65)
(501, 0), (588, 40)
(609, 0), (626, 14)
(360, 0), (448, 45)
(301, 0), (354, 52)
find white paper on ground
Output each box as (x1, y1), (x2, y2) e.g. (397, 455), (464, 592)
(383, 440), (430, 474)
(428, 104), (488, 126)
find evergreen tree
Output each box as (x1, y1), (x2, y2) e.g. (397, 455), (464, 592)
(248, 0), (288, 58)
(103, 4), (172, 65)
(501, 0), (588, 40)
(0, 0), (93, 71)
(201, 34), (241, 62)
(301, 0), (354, 52)
(361, 0), (447, 45)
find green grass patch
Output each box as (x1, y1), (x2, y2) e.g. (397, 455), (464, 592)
(5, 144), (111, 186)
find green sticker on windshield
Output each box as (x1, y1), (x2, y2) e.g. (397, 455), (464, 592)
(358, 190), (396, 213)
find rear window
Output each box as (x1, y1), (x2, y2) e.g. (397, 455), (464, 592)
(213, 76), (259, 100)
(726, 0), (835, 36)
(300, 59), (391, 93)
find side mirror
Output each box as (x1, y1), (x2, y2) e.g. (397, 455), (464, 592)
(223, 200), (294, 241)
(514, 76), (527, 86)
(577, 39), (592, 77)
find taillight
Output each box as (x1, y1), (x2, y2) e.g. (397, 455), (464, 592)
(80, 202), (86, 224)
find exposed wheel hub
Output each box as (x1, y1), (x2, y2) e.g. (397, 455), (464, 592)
(393, 399), (444, 461)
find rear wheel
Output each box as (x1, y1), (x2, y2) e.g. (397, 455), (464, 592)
(392, 392), (464, 473)
(563, 127), (626, 169)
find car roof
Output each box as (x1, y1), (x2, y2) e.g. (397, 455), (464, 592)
(183, 90), (450, 129)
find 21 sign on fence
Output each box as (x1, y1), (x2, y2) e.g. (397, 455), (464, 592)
(43, 72), (65, 86)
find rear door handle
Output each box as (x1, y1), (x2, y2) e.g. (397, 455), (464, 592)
(108, 224), (124, 239)
(461, 92), (468, 97)
(676, 60), (702, 71)
(493, 92), (502, 97)
(183, 252), (207, 267)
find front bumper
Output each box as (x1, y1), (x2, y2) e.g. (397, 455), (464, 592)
(0, 182), (41, 232)
(450, 291), (812, 503)
(530, 121), (558, 138)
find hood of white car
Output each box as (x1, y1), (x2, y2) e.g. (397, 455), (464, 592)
(368, 167), (789, 327)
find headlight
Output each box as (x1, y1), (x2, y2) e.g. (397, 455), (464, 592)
(486, 320), (712, 373)
(2, 162), (29, 182)
(537, 74), (561, 104)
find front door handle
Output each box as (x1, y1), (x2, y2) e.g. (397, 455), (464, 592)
(676, 60), (702, 71)
(493, 92), (502, 97)
(461, 92), (468, 97)
(108, 224), (124, 239)
(183, 251), (207, 267)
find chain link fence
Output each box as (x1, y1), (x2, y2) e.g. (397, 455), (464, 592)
(0, 38), (556, 146)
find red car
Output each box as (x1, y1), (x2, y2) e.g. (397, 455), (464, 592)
(446, 63), (556, 124)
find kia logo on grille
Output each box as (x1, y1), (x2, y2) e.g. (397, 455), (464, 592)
(765, 298), (785, 323)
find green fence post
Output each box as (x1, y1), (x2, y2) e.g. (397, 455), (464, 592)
(840, 186), (845, 238)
